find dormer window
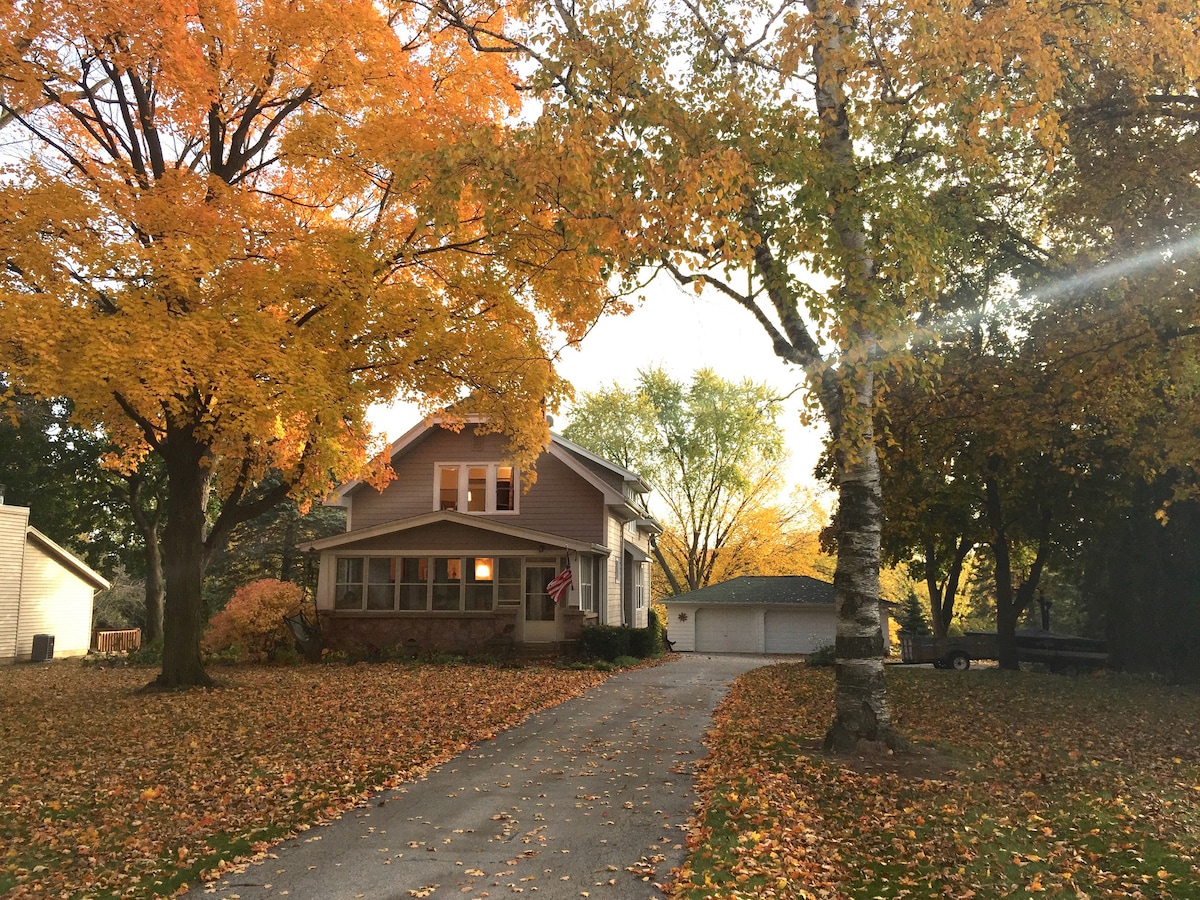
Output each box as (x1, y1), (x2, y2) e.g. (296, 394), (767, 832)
(435, 463), (518, 513)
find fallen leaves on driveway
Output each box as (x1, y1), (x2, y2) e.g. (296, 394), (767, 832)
(0, 661), (607, 899)
(673, 664), (1200, 899)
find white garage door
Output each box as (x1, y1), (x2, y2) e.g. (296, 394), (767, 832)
(764, 608), (835, 654)
(695, 607), (758, 653)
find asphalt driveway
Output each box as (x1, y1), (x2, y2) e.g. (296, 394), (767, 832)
(190, 654), (769, 900)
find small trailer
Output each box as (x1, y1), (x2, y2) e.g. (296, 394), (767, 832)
(900, 632), (998, 670)
(899, 629), (1108, 673)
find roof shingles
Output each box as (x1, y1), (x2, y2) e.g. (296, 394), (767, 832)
(661, 575), (833, 606)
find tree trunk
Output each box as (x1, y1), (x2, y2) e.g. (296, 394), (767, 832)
(925, 537), (971, 639)
(823, 369), (906, 752)
(923, 542), (949, 639)
(148, 425), (214, 689)
(143, 530), (165, 643)
(984, 467), (1020, 670)
(126, 471), (165, 643)
(650, 539), (685, 597)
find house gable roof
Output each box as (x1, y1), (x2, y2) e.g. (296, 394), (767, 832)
(661, 575), (834, 606)
(298, 510), (605, 555)
(549, 432), (653, 494)
(25, 527), (110, 590)
(330, 419), (653, 514)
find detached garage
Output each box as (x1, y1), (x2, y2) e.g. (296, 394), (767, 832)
(663, 575), (891, 656)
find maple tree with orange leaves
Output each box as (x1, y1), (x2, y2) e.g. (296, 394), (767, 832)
(0, 0), (632, 687)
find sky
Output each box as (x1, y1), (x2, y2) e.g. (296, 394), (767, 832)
(368, 279), (829, 494)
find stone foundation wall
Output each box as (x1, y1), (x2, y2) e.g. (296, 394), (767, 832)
(321, 611), (519, 656)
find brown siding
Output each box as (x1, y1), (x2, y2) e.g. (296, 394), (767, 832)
(603, 514), (624, 625)
(515, 454), (605, 543)
(571, 452), (627, 491)
(350, 428), (605, 543)
(325, 522), (552, 555)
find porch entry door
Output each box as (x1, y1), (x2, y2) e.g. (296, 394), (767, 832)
(524, 562), (560, 643)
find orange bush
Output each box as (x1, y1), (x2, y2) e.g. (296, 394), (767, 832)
(203, 579), (304, 660)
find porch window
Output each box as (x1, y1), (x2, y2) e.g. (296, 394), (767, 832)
(497, 557), (522, 608)
(333, 556), (517, 612)
(398, 557), (428, 610)
(335, 557), (365, 609)
(465, 556), (494, 611)
(433, 463), (519, 513)
(633, 561), (646, 610)
(432, 557), (462, 610)
(366, 558), (396, 610)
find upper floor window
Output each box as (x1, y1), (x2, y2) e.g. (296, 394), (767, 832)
(435, 463), (517, 513)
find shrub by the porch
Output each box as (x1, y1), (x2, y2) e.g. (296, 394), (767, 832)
(203, 579), (303, 661)
(580, 618), (663, 662)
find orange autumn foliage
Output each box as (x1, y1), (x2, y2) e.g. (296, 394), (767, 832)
(0, 0), (639, 685)
(202, 579), (305, 661)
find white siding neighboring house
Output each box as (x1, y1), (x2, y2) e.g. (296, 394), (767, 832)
(0, 499), (110, 663)
(662, 575), (892, 656)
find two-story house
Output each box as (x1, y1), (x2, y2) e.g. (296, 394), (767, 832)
(300, 418), (661, 654)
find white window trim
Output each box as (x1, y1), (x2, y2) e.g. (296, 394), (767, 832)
(577, 555), (595, 613)
(433, 462), (520, 514)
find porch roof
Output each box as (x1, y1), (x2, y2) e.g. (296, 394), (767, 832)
(298, 510), (606, 556)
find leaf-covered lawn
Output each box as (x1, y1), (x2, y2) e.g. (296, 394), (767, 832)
(0, 661), (607, 899)
(674, 665), (1200, 899)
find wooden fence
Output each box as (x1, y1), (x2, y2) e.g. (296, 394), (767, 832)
(93, 629), (142, 653)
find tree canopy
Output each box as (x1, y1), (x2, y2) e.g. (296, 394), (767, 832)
(565, 368), (806, 596)
(435, 0), (1200, 748)
(0, 0), (626, 686)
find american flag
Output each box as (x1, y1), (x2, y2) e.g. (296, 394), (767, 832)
(546, 567), (573, 604)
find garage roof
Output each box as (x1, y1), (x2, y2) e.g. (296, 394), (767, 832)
(661, 575), (834, 606)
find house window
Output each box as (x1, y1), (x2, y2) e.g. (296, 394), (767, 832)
(432, 557), (462, 610)
(434, 463), (518, 513)
(439, 467), (459, 510)
(467, 467), (488, 511)
(497, 557), (522, 608)
(578, 556), (595, 613)
(366, 558), (396, 610)
(398, 557), (428, 610)
(633, 562), (645, 609)
(335, 557), (365, 609)
(496, 466), (515, 510)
